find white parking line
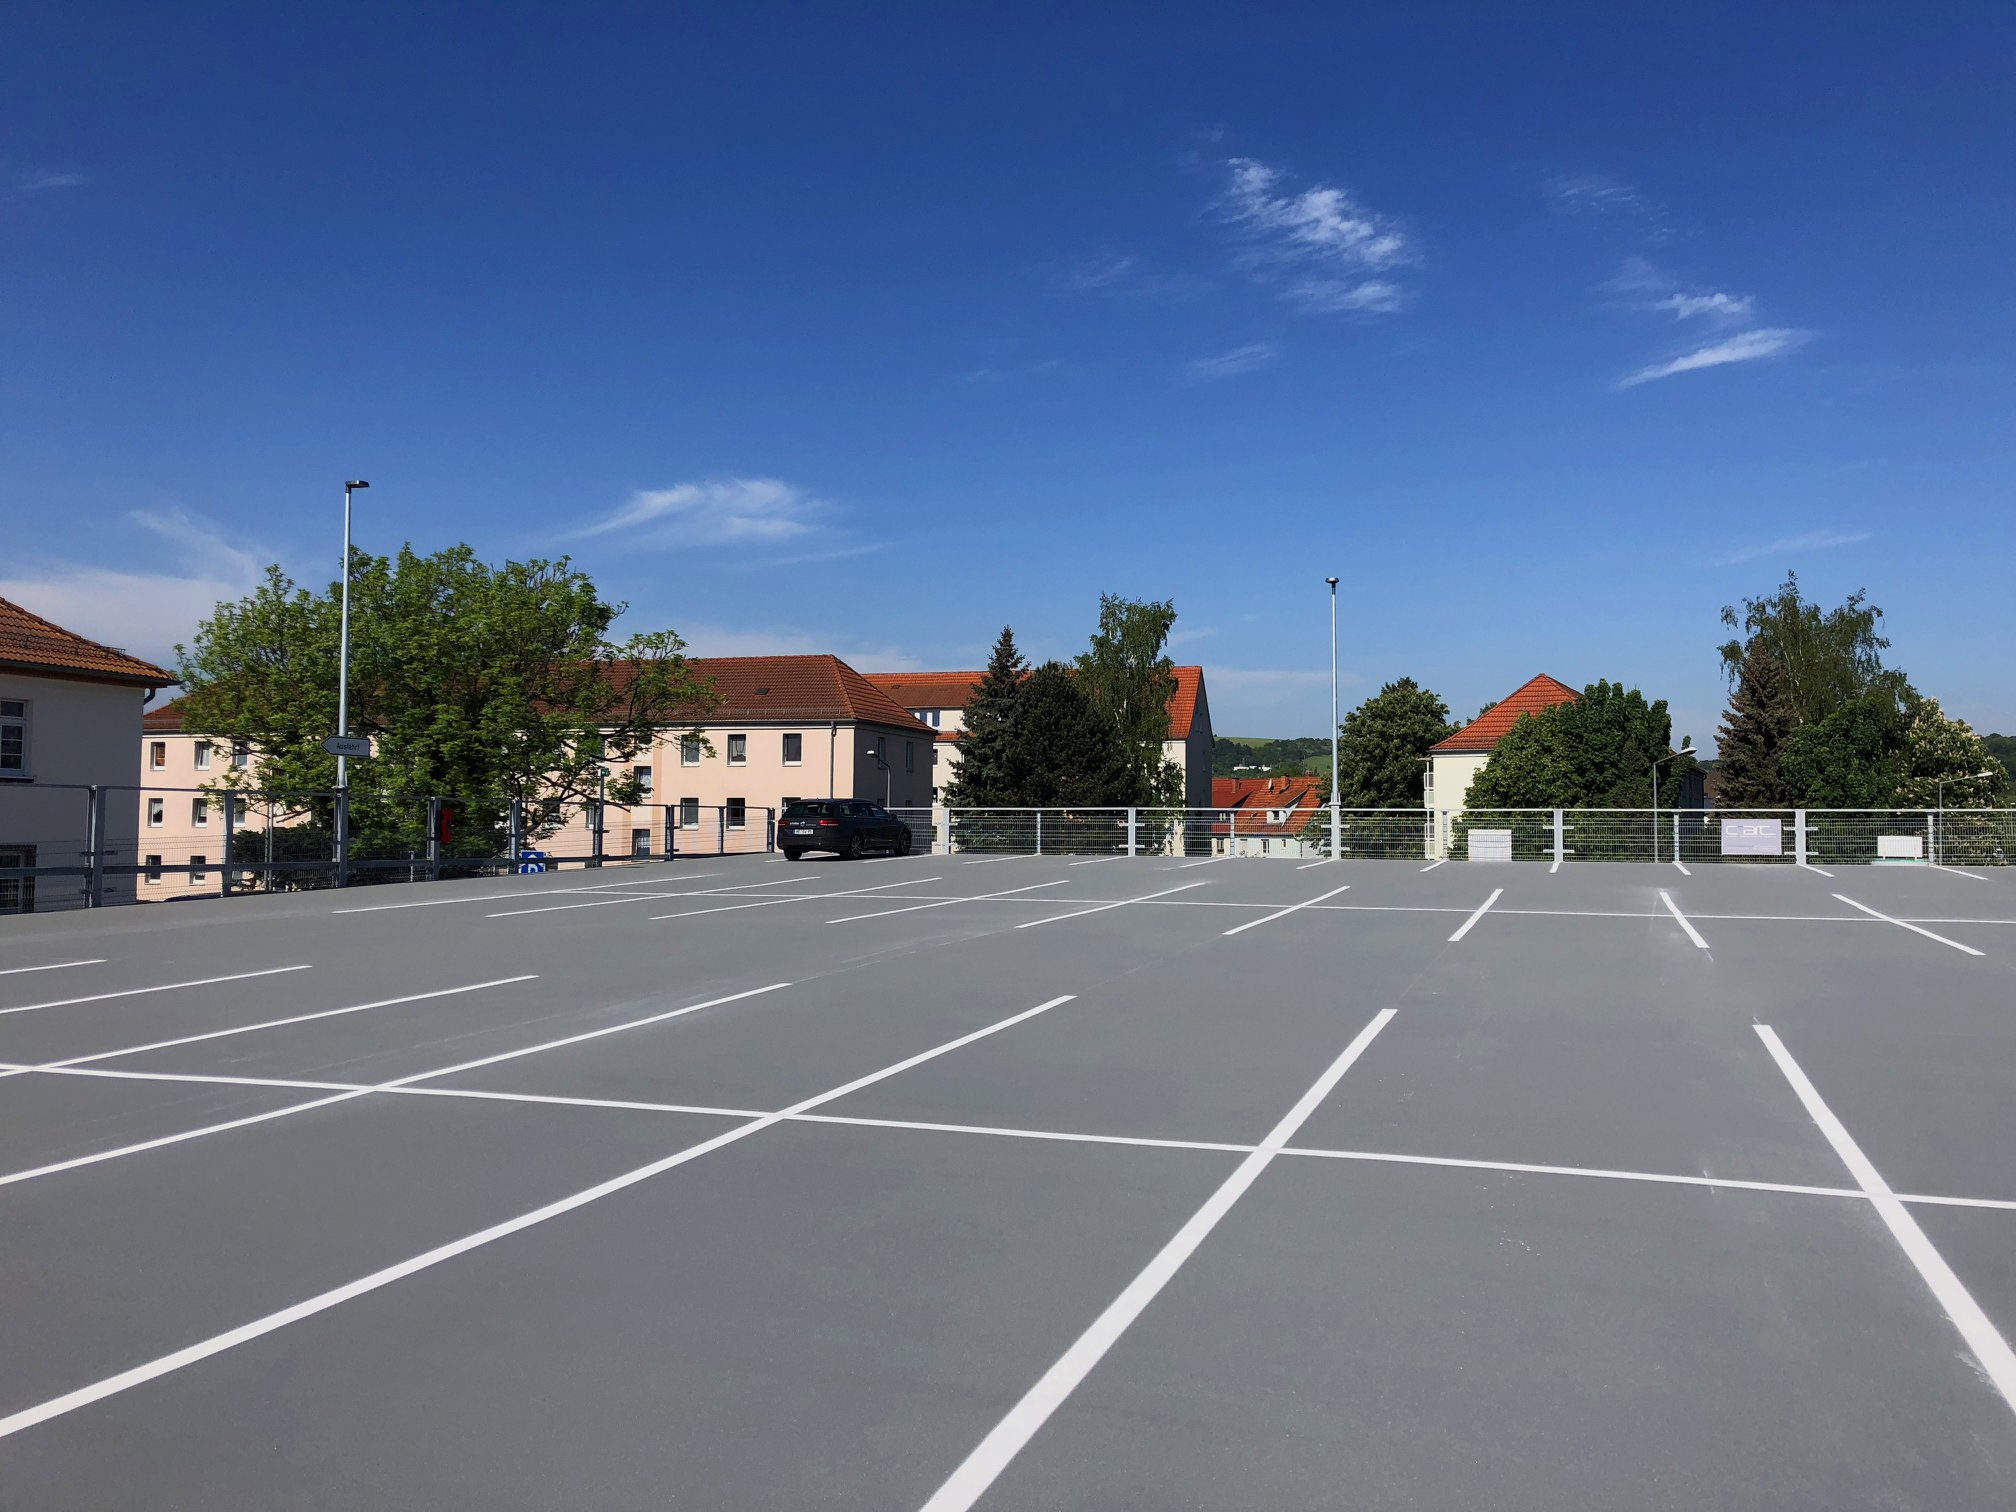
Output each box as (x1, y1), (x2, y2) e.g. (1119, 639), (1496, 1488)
(483, 890), (691, 919)
(1798, 863), (1836, 878)
(647, 876), (938, 922)
(1420, 858), (1447, 873)
(1659, 889), (1709, 949)
(1222, 884), (1352, 937)
(0, 959), (106, 978)
(0, 992), (1079, 1443)
(1549, 859), (1562, 874)
(1068, 856), (1122, 866)
(1931, 864), (1988, 882)
(1756, 1024), (2016, 1419)
(1174, 856), (1223, 869)
(1446, 888), (1503, 943)
(1014, 881), (1208, 930)
(330, 874), (712, 913)
(826, 880), (1068, 924)
(0, 965), (312, 1019)
(961, 855), (1023, 864)
(1834, 893), (1984, 957)
(1672, 859), (1692, 876)
(916, 1009), (1397, 1512)
(1295, 858), (1334, 871)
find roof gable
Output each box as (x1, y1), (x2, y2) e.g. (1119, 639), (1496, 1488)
(1430, 674), (1580, 753)
(865, 665), (1207, 737)
(0, 596), (175, 688)
(685, 655), (931, 731)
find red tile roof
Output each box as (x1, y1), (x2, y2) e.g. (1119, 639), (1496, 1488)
(0, 596), (175, 688)
(1430, 674), (1580, 753)
(1211, 775), (1327, 836)
(865, 665), (1207, 738)
(145, 654), (932, 737)
(683, 656), (932, 732)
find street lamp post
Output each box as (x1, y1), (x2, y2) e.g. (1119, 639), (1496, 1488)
(1935, 768), (1998, 866)
(1651, 741), (1697, 863)
(866, 747), (892, 805)
(1326, 576), (1340, 862)
(335, 479), (368, 887)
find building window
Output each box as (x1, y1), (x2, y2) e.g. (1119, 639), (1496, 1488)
(0, 700), (25, 776)
(145, 854), (163, 885)
(194, 740), (211, 770)
(190, 855), (208, 884)
(726, 797), (747, 830)
(876, 735), (888, 765)
(148, 739), (166, 771)
(0, 844), (33, 914)
(192, 797), (209, 828)
(727, 734), (747, 766)
(680, 735), (702, 766)
(634, 764), (652, 795)
(679, 797), (700, 829)
(925, 709), (941, 728)
(905, 740), (915, 773)
(631, 827), (652, 857)
(782, 732), (802, 766)
(232, 740), (250, 770)
(148, 798), (164, 827)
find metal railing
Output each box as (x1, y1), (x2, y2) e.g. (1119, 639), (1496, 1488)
(0, 783), (772, 914)
(7, 786), (2010, 916)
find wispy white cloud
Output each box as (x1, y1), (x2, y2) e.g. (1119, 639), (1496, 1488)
(1617, 327), (1814, 388)
(1181, 342), (1280, 383)
(1058, 252), (1210, 302)
(577, 477), (827, 545)
(0, 507), (270, 671)
(1657, 291), (1754, 322)
(959, 359), (1063, 383)
(668, 620), (924, 672)
(1218, 157), (1412, 316)
(1545, 172), (1672, 238)
(1713, 530), (1873, 566)
(17, 169), (87, 192)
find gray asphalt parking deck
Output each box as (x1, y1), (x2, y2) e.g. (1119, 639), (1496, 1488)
(2, 855), (2015, 1508)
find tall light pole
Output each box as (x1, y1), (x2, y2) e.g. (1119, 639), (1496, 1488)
(1326, 576), (1340, 862)
(336, 480), (368, 886)
(1652, 740), (1696, 862)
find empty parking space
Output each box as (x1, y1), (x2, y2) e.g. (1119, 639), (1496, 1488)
(3, 853), (2014, 1508)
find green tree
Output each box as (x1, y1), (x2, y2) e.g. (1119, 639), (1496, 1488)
(941, 626), (1028, 807)
(1715, 639), (1794, 807)
(1892, 696), (2012, 808)
(1008, 662), (1135, 806)
(1464, 681), (1695, 809)
(1778, 695), (1907, 808)
(177, 547), (712, 832)
(1979, 732), (2016, 783)
(1332, 678), (1456, 807)
(1074, 593), (1183, 806)
(1718, 571), (1905, 726)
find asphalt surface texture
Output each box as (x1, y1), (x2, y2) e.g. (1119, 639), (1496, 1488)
(3, 850), (2015, 1509)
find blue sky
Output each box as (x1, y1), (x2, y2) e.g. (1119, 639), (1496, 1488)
(5, 2), (2013, 746)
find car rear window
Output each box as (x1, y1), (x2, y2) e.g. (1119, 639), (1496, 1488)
(783, 802), (842, 819)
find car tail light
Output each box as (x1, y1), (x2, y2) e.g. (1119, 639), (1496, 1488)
(818, 819), (839, 827)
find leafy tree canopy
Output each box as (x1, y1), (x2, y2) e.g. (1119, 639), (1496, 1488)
(175, 547), (712, 821)
(1074, 593), (1184, 806)
(1008, 662), (1136, 806)
(1892, 697), (2010, 808)
(1464, 680), (1695, 809)
(1212, 736), (1329, 778)
(1718, 571), (1905, 726)
(1333, 678), (1456, 808)
(1778, 694), (1907, 809)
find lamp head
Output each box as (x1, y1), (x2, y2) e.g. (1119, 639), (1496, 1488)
(1325, 576), (1339, 587)
(345, 480), (370, 490)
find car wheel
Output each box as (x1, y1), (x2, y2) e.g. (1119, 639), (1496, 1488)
(783, 849), (804, 862)
(847, 832), (867, 860)
(896, 829), (913, 856)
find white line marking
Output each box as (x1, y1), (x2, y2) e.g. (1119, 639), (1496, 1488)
(1420, 859), (1447, 873)
(1067, 856), (1121, 866)
(1446, 888), (1503, 942)
(329, 874), (713, 913)
(1798, 863), (1836, 878)
(1282, 1143), (1861, 1200)
(0, 959), (106, 978)
(0, 993), (1078, 1443)
(1931, 864), (1989, 882)
(1222, 884), (1353, 937)
(646, 895), (806, 922)
(1295, 858), (1334, 870)
(31, 976), (541, 1074)
(1659, 889), (1709, 949)
(916, 1008), (1396, 1512)
(483, 890), (691, 918)
(961, 855), (1022, 864)
(647, 876), (937, 922)
(826, 879), (1068, 924)
(0, 965), (312, 1018)
(1755, 1024), (2016, 1419)
(1174, 856), (1223, 869)
(1672, 859), (1692, 876)
(1833, 893), (1984, 956)
(1013, 881), (1208, 929)
(1549, 859), (1562, 874)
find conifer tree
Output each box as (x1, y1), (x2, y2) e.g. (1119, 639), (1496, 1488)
(1715, 639), (1794, 807)
(942, 626), (1028, 806)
